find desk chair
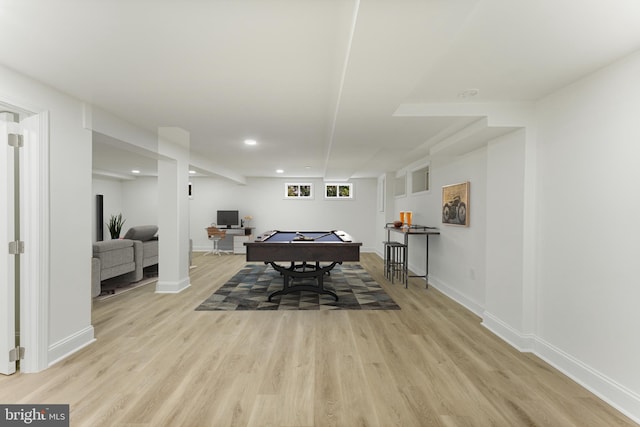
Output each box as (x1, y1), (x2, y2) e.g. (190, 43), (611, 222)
(205, 225), (226, 256)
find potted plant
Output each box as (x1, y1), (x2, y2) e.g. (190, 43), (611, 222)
(106, 213), (126, 239)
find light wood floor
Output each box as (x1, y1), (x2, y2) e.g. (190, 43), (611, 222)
(0, 253), (636, 427)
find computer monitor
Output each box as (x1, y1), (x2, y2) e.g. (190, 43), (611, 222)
(216, 210), (239, 228)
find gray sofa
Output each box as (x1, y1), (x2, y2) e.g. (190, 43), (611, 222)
(123, 225), (159, 268)
(92, 225), (194, 297)
(91, 226), (158, 297)
(91, 239), (143, 297)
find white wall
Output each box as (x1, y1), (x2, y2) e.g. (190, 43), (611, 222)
(535, 50), (640, 415)
(394, 149), (487, 314)
(384, 112), (640, 424)
(92, 176), (158, 242)
(0, 64), (94, 365)
(484, 130), (526, 334)
(8, 39), (638, 421)
(189, 177), (378, 252)
(101, 175), (377, 253)
(390, 50), (640, 422)
(121, 177), (158, 231)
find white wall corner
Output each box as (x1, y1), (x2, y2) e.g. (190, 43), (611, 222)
(481, 310), (535, 352)
(82, 103), (92, 130)
(47, 326), (95, 368)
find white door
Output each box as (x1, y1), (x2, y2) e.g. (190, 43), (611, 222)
(0, 115), (17, 375)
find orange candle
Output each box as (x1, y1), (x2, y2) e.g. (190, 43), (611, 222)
(399, 211), (405, 223)
(406, 211), (412, 226)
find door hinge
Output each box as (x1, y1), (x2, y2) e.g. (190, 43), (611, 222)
(8, 133), (23, 148)
(9, 346), (25, 363)
(8, 240), (24, 255)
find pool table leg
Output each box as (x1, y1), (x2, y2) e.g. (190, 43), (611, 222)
(267, 261), (340, 302)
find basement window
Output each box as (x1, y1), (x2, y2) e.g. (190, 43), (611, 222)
(324, 183), (353, 199)
(411, 164), (430, 194)
(285, 183), (313, 199)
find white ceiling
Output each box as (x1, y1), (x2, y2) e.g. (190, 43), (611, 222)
(2, 0), (640, 180)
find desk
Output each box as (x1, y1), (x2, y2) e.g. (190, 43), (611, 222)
(385, 224), (440, 288)
(233, 234), (252, 254)
(245, 230), (361, 301)
(216, 227), (253, 252)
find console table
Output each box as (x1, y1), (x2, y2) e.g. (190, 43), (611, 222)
(385, 224), (440, 287)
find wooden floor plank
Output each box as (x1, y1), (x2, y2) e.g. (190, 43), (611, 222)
(0, 252), (636, 427)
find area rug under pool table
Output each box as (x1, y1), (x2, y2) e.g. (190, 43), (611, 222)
(195, 263), (400, 311)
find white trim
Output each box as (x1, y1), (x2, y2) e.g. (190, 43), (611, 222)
(19, 112), (50, 372)
(481, 311), (535, 352)
(427, 274), (484, 317)
(155, 278), (191, 294)
(48, 326), (95, 367)
(533, 337), (640, 424)
(434, 282), (640, 423)
(482, 313), (640, 423)
(0, 116), (17, 375)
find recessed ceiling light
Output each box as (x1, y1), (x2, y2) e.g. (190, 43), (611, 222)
(131, 169), (140, 174)
(305, 166), (311, 170)
(189, 170), (196, 174)
(244, 139), (257, 146)
(276, 169), (284, 174)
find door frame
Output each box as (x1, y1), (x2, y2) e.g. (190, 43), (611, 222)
(0, 103), (50, 373)
(19, 112), (49, 372)
(0, 115), (17, 375)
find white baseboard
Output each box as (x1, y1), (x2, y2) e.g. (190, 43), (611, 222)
(155, 277), (191, 293)
(428, 274), (484, 317)
(481, 311), (535, 352)
(533, 336), (640, 424)
(437, 286), (640, 424)
(48, 326), (95, 367)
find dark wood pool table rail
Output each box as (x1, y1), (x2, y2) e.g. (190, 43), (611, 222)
(245, 230), (361, 262)
(252, 230), (355, 242)
(244, 230), (362, 301)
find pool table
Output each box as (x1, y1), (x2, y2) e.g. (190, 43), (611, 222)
(244, 230), (362, 301)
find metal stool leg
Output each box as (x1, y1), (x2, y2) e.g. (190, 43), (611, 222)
(389, 242), (401, 285)
(390, 244), (397, 284)
(398, 244), (408, 288)
(383, 241), (393, 280)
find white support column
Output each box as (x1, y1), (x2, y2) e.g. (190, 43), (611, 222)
(156, 127), (190, 293)
(520, 125), (538, 339)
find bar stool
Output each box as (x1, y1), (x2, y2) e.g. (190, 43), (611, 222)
(384, 241), (408, 287)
